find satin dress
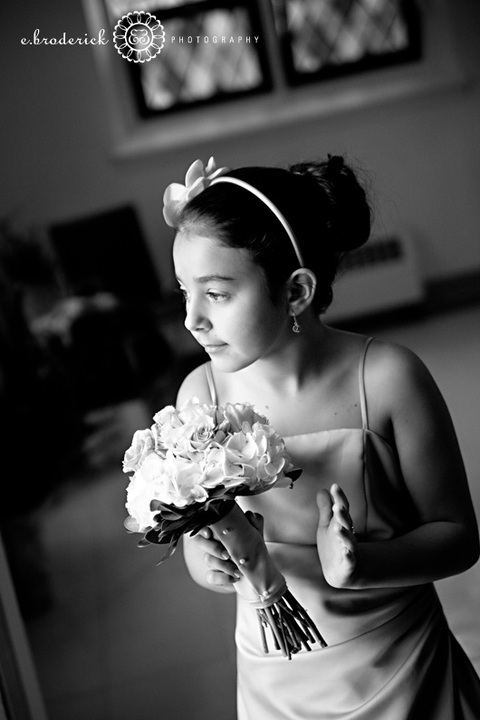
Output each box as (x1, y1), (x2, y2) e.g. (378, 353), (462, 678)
(204, 341), (480, 719)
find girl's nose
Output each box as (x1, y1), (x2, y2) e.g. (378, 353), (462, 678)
(184, 301), (210, 333)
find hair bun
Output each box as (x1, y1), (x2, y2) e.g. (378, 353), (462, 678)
(325, 154), (345, 175)
(290, 155), (370, 251)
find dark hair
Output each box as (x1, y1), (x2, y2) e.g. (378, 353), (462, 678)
(177, 155), (371, 313)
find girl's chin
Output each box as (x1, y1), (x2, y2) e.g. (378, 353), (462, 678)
(208, 352), (253, 374)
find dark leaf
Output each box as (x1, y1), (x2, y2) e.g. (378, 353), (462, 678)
(286, 468), (302, 483)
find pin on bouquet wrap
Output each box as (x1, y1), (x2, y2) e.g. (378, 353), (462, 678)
(123, 399), (327, 659)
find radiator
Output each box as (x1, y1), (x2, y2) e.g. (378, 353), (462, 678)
(325, 234), (424, 323)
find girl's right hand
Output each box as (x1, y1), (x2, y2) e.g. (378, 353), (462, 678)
(193, 526), (243, 588)
(316, 484), (358, 589)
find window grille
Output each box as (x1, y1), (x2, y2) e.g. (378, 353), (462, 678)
(273, 0), (420, 85)
(104, 1), (271, 115)
(102, 0), (421, 117)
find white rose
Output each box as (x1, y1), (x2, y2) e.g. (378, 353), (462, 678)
(123, 428), (156, 473)
(125, 452), (166, 531)
(222, 402), (268, 433)
(201, 446), (244, 489)
(159, 453), (209, 506)
(160, 399), (226, 456)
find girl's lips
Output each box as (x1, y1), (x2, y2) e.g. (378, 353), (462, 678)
(203, 343), (226, 354)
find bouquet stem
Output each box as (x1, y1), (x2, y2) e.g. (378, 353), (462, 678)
(210, 503), (327, 660)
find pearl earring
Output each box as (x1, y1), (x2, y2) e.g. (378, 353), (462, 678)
(292, 313), (301, 333)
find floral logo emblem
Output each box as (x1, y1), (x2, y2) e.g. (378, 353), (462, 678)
(113, 11), (165, 63)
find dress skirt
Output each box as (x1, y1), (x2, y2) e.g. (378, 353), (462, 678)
(236, 542), (480, 720)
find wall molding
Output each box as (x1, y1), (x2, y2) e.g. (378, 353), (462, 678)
(425, 269), (480, 314)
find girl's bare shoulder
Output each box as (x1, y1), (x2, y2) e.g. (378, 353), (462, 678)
(364, 338), (445, 418)
(367, 337), (426, 375)
(330, 329), (424, 381)
(176, 362), (212, 407)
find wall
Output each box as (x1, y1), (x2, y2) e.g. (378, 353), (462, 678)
(1, 0), (480, 294)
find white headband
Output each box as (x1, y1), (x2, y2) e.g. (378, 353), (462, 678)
(210, 176), (305, 267)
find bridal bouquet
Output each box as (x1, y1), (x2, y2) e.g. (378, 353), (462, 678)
(123, 398), (326, 659)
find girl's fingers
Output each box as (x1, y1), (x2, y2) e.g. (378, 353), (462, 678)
(331, 483), (350, 511)
(331, 484), (356, 534)
(204, 552), (242, 581)
(316, 489), (334, 528)
(194, 532), (231, 560)
(193, 528), (243, 584)
(335, 521), (357, 550)
(333, 503), (353, 530)
(206, 569), (239, 587)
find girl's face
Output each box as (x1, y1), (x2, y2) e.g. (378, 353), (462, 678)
(173, 231), (291, 373)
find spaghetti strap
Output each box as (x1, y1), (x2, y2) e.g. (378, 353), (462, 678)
(358, 337), (375, 430)
(204, 362), (218, 405)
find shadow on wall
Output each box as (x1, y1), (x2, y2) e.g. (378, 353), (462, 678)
(0, 213), (201, 617)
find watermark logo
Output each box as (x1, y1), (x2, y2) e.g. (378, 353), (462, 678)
(113, 11), (165, 63)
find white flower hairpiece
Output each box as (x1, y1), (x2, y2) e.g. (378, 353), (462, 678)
(162, 156), (231, 228)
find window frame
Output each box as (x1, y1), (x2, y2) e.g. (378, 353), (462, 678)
(274, 0), (422, 87)
(82, 0), (465, 159)
(0, 535), (48, 720)
(124, 1), (274, 117)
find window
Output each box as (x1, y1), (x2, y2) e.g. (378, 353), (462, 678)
(104, 1), (271, 115)
(82, 0), (461, 156)
(101, 0), (420, 117)
(274, 0), (421, 86)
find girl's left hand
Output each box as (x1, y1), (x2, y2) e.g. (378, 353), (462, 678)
(316, 484), (358, 589)
(195, 526), (243, 587)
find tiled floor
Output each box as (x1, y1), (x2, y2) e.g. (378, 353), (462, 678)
(24, 305), (480, 720)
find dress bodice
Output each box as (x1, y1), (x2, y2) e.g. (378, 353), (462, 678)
(281, 427), (417, 542)
(205, 339), (424, 645)
(205, 339), (417, 546)
(236, 425), (422, 648)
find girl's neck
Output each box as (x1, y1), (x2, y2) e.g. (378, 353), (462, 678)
(240, 316), (332, 395)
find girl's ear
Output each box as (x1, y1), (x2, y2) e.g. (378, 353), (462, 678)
(286, 268), (317, 316)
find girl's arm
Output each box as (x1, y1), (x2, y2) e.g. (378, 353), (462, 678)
(318, 342), (480, 590)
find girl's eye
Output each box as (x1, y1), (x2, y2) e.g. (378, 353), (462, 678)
(177, 287), (190, 302)
(207, 291), (228, 302)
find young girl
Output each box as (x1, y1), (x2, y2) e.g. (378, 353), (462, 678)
(164, 155), (480, 719)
